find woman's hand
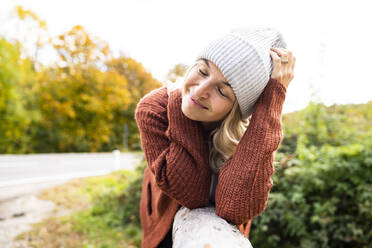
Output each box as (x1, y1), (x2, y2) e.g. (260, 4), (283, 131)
(269, 47), (296, 89)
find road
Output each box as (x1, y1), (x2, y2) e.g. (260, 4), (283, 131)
(0, 152), (143, 247)
(0, 152), (143, 200)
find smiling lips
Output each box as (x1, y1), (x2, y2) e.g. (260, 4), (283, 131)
(190, 96), (208, 110)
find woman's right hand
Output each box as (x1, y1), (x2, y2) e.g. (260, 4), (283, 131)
(269, 47), (296, 89)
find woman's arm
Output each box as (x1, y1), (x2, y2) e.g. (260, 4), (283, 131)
(214, 78), (287, 225)
(135, 87), (211, 209)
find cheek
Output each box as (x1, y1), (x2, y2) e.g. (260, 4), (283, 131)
(181, 96), (200, 121)
(211, 99), (232, 116)
(183, 73), (199, 88)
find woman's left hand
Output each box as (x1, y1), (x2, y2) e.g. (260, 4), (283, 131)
(269, 47), (296, 89)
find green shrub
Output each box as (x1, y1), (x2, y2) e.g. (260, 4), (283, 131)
(251, 139), (372, 248)
(280, 101), (372, 154)
(84, 157), (145, 246)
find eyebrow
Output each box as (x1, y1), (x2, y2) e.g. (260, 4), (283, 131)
(199, 58), (230, 87)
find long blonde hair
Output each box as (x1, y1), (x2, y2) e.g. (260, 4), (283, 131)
(209, 100), (250, 173)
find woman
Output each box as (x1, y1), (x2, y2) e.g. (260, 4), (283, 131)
(135, 28), (296, 248)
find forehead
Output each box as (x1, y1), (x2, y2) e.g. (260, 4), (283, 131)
(198, 58), (214, 68)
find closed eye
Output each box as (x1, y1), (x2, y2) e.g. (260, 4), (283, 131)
(217, 86), (225, 97)
(198, 68), (226, 97)
(199, 69), (208, 76)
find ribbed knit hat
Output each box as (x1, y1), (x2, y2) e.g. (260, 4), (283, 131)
(196, 27), (287, 119)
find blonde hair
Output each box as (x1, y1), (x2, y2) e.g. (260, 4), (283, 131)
(209, 100), (250, 173)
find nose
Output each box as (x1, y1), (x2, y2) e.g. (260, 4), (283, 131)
(193, 80), (210, 99)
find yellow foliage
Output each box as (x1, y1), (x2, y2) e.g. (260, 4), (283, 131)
(2, 10), (163, 152)
(15, 5), (47, 29)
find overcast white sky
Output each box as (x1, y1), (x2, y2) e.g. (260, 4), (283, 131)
(1, 0), (371, 113)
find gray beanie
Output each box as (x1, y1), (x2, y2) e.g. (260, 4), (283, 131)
(196, 27), (287, 119)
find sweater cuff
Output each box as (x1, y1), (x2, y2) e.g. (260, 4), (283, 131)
(248, 78), (287, 121)
(264, 78), (287, 104)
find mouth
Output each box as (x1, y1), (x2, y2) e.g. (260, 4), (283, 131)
(190, 96), (208, 110)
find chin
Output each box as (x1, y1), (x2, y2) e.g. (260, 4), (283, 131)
(181, 105), (201, 121)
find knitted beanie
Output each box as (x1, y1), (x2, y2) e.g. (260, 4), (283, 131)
(196, 27), (287, 119)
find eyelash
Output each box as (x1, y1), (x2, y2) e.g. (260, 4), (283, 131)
(198, 68), (226, 97)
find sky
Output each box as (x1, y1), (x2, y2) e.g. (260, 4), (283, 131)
(1, 0), (371, 113)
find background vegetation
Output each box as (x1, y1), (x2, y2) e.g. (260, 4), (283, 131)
(16, 162), (145, 248)
(0, 6), (162, 153)
(21, 101), (370, 248)
(250, 102), (372, 248)
(3, 5), (371, 248)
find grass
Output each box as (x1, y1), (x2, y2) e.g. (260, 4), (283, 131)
(15, 159), (145, 248)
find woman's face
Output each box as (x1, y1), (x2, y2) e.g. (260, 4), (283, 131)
(181, 59), (236, 122)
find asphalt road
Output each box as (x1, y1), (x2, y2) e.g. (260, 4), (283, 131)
(0, 151), (144, 247)
(0, 152), (143, 201)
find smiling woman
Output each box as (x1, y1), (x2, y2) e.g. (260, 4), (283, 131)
(181, 59), (236, 123)
(135, 27), (296, 248)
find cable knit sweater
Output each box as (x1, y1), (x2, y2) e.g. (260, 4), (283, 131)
(135, 78), (287, 248)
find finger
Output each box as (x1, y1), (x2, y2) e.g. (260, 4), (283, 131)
(278, 48), (289, 62)
(291, 56), (296, 71)
(270, 50), (281, 63)
(273, 48), (295, 81)
(270, 50), (282, 75)
(271, 47), (289, 62)
(282, 53), (294, 80)
(283, 54), (295, 81)
(271, 47), (291, 55)
(282, 58), (290, 81)
(271, 47), (287, 56)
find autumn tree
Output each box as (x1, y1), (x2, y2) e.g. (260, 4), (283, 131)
(33, 25), (161, 152)
(0, 38), (38, 153)
(53, 25), (110, 68)
(2, 6), (162, 153)
(31, 26), (126, 152)
(11, 6), (51, 69)
(105, 55), (162, 149)
(166, 63), (188, 82)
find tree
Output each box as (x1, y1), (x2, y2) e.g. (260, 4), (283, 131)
(34, 65), (131, 152)
(2, 7), (163, 153)
(166, 63), (188, 83)
(106, 55), (162, 149)
(13, 5), (51, 68)
(0, 38), (37, 153)
(33, 26), (132, 152)
(53, 25), (110, 69)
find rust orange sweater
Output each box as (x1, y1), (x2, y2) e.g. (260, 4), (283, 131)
(135, 78), (287, 248)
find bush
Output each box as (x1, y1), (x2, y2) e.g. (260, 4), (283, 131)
(250, 139), (372, 248)
(84, 156), (145, 247)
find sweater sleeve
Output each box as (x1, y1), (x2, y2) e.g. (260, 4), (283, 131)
(215, 78), (287, 225)
(135, 87), (211, 209)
